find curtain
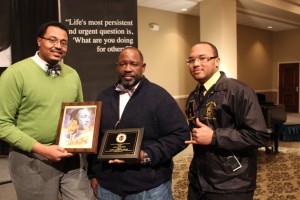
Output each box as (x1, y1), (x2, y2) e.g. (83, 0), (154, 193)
(0, 0), (59, 155)
(11, 0), (59, 64)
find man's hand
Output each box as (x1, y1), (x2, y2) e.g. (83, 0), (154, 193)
(185, 118), (213, 145)
(32, 142), (73, 161)
(108, 150), (144, 164)
(108, 159), (139, 164)
(90, 178), (98, 198)
(108, 159), (125, 164)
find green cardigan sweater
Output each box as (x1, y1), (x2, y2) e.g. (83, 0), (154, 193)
(0, 58), (83, 152)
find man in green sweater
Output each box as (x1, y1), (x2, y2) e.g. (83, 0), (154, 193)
(0, 21), (95, 200)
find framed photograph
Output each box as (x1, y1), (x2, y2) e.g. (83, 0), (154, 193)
(56, 101), (102, 153)
(98, 128), (144, 160)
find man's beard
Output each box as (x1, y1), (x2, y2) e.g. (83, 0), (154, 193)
(120, 76), (142, 89)
(121, 79), (135, 88)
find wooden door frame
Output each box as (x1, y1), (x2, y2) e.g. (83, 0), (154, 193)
(278, 61), (300, 113)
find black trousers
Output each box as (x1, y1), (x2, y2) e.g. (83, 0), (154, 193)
(188, 183), (254, 200)
(0, 141), (9, 155)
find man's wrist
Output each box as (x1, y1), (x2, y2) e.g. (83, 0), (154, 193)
(211, 131), (218, 146)
(141, 152), (151, 165)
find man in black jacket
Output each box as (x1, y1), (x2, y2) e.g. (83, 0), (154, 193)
(88, 47), (190, 199)
(185, 42), (270, 200)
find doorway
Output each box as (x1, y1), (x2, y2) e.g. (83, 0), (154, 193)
(279, 62), (299, 113)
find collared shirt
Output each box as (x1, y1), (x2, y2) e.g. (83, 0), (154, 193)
(31, 51), (48, 72)
(202, 71), (221, 96)
(119, 82), (140, 119)
(69, 133), (76, 141)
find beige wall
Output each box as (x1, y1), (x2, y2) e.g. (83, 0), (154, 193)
(272, 29), (300, 105)
(138, 7), (198, 97)
(138, 6), (300, 106)
(273, 29), (300, 64)
(237, 26), (300, 103)
(237, 25), (273, 90)
(137, 6), (275, 98)
(272, 29), (300, 89)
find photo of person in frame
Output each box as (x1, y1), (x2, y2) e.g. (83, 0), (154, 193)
(60, 106), (96, 148)
(71, 108), (93, 131)
(0, 0), (12, 68)
(66, 119), (80, 141)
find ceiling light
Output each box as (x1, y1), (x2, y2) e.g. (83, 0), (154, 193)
(181, 8), (188, 12)
(268, 26), (273, 29)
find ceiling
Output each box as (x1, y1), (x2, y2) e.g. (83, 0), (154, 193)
(137, 0), (300, 32)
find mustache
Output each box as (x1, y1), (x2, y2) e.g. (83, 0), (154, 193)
(50, 47), (63, 54)
(122, 72), (134, 76)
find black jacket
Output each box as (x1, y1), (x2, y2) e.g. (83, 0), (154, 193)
(88, 77), (190, 196)
(186, 72), (269, 193)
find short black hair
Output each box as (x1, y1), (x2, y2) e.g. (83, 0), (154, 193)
(37, 21), (69, 39)
(121, 46), (144, 62)
(195, 42), (219, 57)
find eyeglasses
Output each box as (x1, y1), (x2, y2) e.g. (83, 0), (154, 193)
(186, 56), (218, 65)
(41, 37), (68, 47)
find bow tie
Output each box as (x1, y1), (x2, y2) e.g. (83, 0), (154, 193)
(115, 84), (136, 96)
(46, 64), (61, 76)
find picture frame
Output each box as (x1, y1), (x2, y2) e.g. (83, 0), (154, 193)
(55, 101), (102, 153)
(97, 128), (144, 160)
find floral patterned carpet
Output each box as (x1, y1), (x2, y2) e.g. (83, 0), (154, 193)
(172, 155), (192, 200)
(172, 142), (300, 200)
